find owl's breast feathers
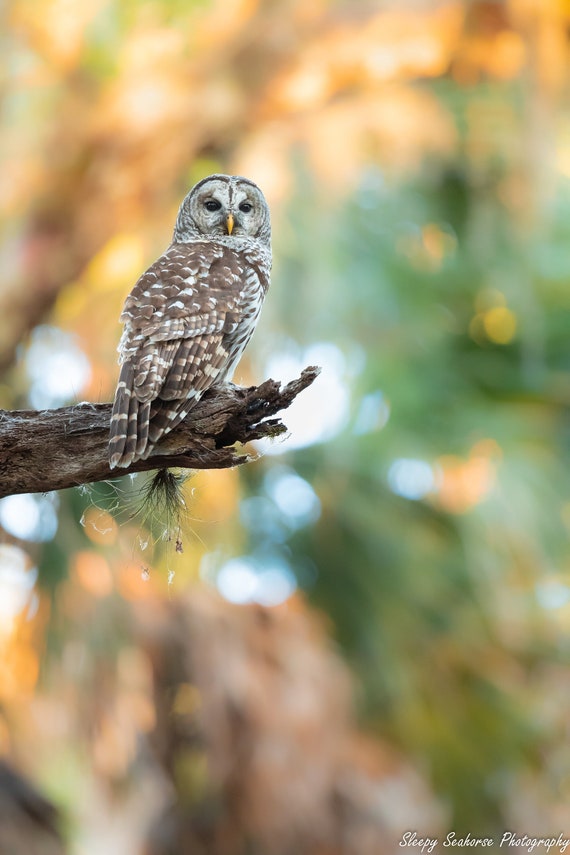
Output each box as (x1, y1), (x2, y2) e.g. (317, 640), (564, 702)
(120, 240), (269, 348)
(109, 239), (271, 469)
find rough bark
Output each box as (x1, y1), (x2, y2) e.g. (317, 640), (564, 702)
(0, 367), (320, 498)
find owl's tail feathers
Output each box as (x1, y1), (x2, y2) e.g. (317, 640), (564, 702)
(109, 364), (151, 469)
(141, 393), (200, 459)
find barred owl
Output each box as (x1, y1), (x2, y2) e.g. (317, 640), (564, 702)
(109, 174), (271, 469)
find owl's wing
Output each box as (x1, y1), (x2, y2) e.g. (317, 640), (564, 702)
(109, 241), (246, 469)
(120, 242), (242, 388)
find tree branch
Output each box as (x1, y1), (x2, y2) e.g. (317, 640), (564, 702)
(0, 367), (320, 498)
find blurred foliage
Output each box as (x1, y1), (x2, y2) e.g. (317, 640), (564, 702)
(1, 0), (570, 850)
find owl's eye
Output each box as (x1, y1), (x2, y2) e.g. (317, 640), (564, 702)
(239, 202), (253, 213)
(204, 199), (221, 212)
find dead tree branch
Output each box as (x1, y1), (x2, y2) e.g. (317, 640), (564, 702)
(0, 367), (320, 498)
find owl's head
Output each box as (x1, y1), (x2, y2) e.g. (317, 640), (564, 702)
(174, 174), (271, 247)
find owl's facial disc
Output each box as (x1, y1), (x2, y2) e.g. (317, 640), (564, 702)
(175, 174), (271, 246)
(196, 184), (262, 238)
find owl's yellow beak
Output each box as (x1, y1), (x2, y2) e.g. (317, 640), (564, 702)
(226, 213), (234, 235)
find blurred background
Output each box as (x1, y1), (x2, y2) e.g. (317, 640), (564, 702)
(1, 0), (570, 851)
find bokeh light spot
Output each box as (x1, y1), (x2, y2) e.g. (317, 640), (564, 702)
(259, 342), (350, 455)
(23, 325), (91, 409)
(0, 493), (58, 542)
(387, 458), (436, 500)
(483, 306), (517, 345)
(536, 580), (570, 611)
(254, 567), (296, 607)
(216, 553), (297, 607)
(264, 467), (321, 528)
(73, 551), (113, 598)
(0, 545), (37, 635)
(434, 444), (497, 514)
(216, 558), (258, 605)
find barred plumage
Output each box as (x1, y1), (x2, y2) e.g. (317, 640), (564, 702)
(109, 175), (271, 469)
